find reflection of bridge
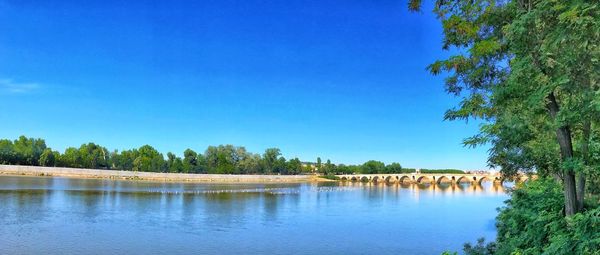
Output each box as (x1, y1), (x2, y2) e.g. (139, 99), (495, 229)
(336, 173), (530, 185)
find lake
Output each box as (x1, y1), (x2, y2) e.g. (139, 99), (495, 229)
(0, 175), (509, 255)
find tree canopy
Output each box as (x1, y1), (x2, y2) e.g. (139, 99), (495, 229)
(411, 0), (599, 215)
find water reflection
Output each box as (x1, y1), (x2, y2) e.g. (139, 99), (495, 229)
(0, 176), (508, 255)
(337, 180), (508, 193)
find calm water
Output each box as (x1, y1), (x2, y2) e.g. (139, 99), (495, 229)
(0, 176), (509, 255)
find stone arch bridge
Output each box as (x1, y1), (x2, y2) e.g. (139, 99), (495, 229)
(335, 173), (529, 185)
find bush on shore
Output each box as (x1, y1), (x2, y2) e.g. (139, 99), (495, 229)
(447, 179), (600, 255)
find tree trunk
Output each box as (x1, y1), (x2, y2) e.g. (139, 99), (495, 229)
(547, 92), (579, 216)
(577, 120), (591, 211)
(576, 172), (586, 211)
(563, 172), (578, 216)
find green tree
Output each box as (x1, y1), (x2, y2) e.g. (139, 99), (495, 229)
(336, 164), (358, 174)
(0, 139), (15, 164)
(361, 160), (385, 174)
(495, 179), (600, 254)
(274, 156), (287, 174)
(78, 143), (109, 169)
(182, 149), (198, 173)
(204, 146), (219, 173)
(205, 145), (241, 174)
(412, 0), (600, 216)
(59, 147), (82, 168)
(463, 238), (496, 255)
(13, 136), (46, 165)
(166, 152), (184, 173)
(316, 157), (322, 170)
(39, 148), (56, 167)
(385, 162), (402, 174)
(112, 149), (138, 170)
(287, 157), (303, 175)
(320, 159), (335, 175)
(262, 148), (282, 174)
(133, 145), (165, 172)
(195, 153), (207, 173)
(238, 153), (262, 174)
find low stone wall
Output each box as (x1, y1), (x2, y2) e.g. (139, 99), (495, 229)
(0, 165), (312, 183)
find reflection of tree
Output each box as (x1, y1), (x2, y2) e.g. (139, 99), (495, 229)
(6, 176), (55, 224)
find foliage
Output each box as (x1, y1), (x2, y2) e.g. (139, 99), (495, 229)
(78, 143), (109, 169)
(166, 152), (184, 173)
(2, 135), (455, 176)
(494, 179), (600, 255)
(395, 167), (418, 173)
(455, 179), (600, 255)
(0, 136), (477, 176)
(463, 238), (496, 255)
(360, 160), (386, 174)
(335, 164), (361, 174)
(413, 0), (600, 216)
(286, 158), (303, 175)
(262, 148), (282, 174)
(411, 0), (600, 250)
(320, 175), (340, 181)
(132, 145), (165, 172)
(182, 149), (200, 173)
(39, 149), (57, 167)
(385, 162), (403, 173)
(12, 136), (46, 165)
(420, 169), (465, 174)
(0, 139), (16, 164)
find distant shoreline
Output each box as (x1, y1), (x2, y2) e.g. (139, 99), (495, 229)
(0, 165), (318, 184)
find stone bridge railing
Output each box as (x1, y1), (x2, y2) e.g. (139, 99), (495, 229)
(335, 173), (530, 185)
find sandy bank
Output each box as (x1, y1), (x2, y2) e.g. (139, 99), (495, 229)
(0, 165), (316, 183)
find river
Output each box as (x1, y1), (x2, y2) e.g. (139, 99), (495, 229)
(0, 175), (509, 255)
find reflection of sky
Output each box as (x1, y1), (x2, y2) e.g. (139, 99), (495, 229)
(0, 176), (508, 255)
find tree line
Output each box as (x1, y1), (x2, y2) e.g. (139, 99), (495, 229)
(0, 135), (466, 175)
(0, 136), (305, 174)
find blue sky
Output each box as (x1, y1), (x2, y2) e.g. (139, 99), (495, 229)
(0, 0), (491, 170)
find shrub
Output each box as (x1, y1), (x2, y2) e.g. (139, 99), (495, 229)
(321, 175), (340, 181)
(459, 178), (600, 255)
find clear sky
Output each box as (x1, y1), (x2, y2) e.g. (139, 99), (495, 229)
(0, 0), (491, 170)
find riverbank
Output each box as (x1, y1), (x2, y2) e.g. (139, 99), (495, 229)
(0, 165), (317, 183)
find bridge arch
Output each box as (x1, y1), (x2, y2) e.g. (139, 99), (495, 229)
(334, 173), (512, 186)
(456, 176), (471, 184)
(436, 176), (452, 184)
(399, 176), (411, 183)
(384, 176), (396, 183)
(477, 176), (492, 185)
(416, 176), (432, 184)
